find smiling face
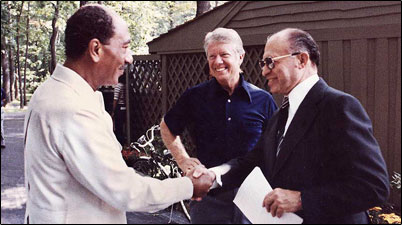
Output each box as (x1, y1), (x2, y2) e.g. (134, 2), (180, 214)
(261, 32), (301, 95)
(206, 41), (244, 87)
(98, 15), (133, 86)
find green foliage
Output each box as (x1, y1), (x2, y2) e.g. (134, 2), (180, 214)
(103, 1), (196, 54)
(1, 1), (226, 98)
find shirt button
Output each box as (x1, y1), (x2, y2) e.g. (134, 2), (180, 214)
(228, 99), (231, 103)
(228, 117), (231, 121)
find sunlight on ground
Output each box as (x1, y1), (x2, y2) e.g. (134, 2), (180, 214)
(3, 100), (28, 113)
(1, 186), (27, 210)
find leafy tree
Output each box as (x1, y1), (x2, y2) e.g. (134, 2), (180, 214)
(196, 1), (211, 17)
(1, 1), (227, 103)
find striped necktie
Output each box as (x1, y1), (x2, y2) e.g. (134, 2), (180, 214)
(276, 96), (289, 156)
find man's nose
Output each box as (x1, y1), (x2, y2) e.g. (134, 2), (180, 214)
(261, 65), (268, 76)
(125, 49), (134, 64)
(214, 55), (223, 64)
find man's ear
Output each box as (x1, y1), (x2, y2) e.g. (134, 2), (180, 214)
(298, 52), (309, 69)
(88, 39), (102, 63)
(239, 53), (245, 65)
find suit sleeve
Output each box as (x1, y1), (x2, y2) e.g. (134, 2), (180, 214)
(301, 94), (389, 217)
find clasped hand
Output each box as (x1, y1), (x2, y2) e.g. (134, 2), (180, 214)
(185, 165), (216, 201)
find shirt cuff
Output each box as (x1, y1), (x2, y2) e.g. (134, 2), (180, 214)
(179, 176), (194, 199)
(208, 164), (232, 189)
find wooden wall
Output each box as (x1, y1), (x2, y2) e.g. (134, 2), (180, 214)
(315, 37), (401, 182)
(228, 1), (401, 37)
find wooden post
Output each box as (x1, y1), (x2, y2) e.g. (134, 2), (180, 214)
(161, 55), (168, 115)
(125, 65), (131, 147)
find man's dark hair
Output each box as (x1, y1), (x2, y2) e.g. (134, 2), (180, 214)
(287, 29), (320, 67)
(65, 5), (115, 60)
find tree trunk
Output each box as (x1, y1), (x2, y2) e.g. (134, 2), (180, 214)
(5, 1), (14, 101)
(16, 1), (25, 108)
(23, 1), (30, 105)
(49, 1), (59, 74)
(196, 1), (211, 17)
(9, 45), (15, 101)
(80, 1), (88, 7)
(168, 2), (174, 30)
(1, 36), (11, 103)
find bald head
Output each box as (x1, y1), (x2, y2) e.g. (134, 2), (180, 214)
(268, 28), (320, 67)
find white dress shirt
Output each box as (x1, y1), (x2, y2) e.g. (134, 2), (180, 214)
(284, 74), (319, 136)
(24, 64), (193, 224)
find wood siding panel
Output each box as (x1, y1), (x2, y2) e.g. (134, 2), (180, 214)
(317, 41), (323, 75)
(396, 37), (401, 173)
(242, 1), (314, 11)
(374, 38), (390, 168)
(236, 2), (401, 21)
(350, 39), (368, 108)
(229, 14), (400, 36)
(366, 39), (376, 124)
(387, 38), (401, 175)
(240, 25), (401, 48)
(327, 41), (344, 91)
(242, 1), (399, 12)
(321, 41), (328, 82)
(395, 38), (401, 182)
(343, 40), (352, 94)
(388, 37), (401, 207)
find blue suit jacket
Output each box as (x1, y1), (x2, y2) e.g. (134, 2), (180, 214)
(222, 79), (389, 224)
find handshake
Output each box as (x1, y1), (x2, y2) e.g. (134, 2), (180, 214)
(181, 158), (216, 201)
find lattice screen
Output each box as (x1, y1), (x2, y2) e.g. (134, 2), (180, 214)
(242, 46), (268, 90)
(166, 53), (209, 110)
(129, 57), (162, 140)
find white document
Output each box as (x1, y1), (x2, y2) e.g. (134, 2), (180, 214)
(233, 167), (303, 224)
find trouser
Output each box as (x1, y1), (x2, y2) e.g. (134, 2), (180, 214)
(189, 189), (251, 224)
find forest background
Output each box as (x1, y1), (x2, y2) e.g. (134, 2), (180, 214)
(1, 1), (226, 108)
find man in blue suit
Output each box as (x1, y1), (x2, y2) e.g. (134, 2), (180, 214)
(208, 28), (390, 223)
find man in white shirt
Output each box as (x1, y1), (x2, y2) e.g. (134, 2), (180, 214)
(195, 28), (389, 223)
(24, 4), (214, 224)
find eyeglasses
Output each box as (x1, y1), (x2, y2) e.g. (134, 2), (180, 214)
(259, 52), (301, 69)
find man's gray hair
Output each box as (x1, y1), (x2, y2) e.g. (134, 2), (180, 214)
(203, 28), (245, 55)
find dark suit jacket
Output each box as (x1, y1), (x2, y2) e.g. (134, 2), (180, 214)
(221, 79), (389, 224)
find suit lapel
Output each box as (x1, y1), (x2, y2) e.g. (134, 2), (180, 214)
(264, 110), (281, 179)
(272, 79), (328, 178)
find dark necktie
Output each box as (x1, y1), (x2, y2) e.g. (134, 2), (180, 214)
(276, 96), (289, 156)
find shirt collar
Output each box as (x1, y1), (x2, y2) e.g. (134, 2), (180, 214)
(51, 63), (98, 98)
(287, 74), (319, 112)
(209, 74), (252, 103)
